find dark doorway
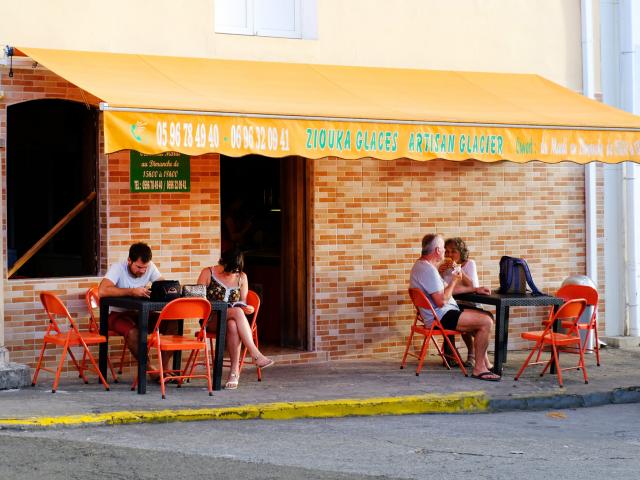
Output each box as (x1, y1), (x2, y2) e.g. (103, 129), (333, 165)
(221, 154), (308, 350)
(7, 99), (98, 278)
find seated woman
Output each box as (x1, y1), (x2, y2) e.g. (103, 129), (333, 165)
(438, 237), (486, 368)
(196, 248), (274, 389)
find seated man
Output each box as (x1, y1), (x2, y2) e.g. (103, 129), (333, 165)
(98, 242), (177, 376)
(409, 233), (500, 381)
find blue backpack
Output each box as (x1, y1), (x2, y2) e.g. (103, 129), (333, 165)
(498, 256), (544, 296)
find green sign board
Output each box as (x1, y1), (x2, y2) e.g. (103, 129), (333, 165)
(130, 151), (190, 193)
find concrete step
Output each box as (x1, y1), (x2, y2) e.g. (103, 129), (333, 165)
(0, 362), (31, 390)
(601, 336), (640, 349)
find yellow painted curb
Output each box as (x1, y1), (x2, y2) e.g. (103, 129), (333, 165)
(0, 391), (488, 429)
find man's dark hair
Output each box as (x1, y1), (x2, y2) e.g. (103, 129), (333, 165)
(219, 248), (244, 273)
(128, 242), (153, 263)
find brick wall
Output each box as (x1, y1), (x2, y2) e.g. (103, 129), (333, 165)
(311, 157), (593, 359)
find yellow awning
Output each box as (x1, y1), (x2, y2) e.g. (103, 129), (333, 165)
(19, 47), (640, 163)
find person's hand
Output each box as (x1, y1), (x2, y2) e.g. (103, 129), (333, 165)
(131, 286), (151, 298)
(475, 286), (491, 295)
(450, 268), (463, 283)
(241, 305), (255, 315)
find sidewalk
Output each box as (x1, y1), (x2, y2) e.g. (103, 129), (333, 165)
(0, 347), (638, 429)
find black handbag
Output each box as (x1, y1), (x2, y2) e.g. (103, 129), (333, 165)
(150, 280), (181, 301)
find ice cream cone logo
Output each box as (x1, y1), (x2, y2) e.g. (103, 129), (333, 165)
(130, 121), (146, 142)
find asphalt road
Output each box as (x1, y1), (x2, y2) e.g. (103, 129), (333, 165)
(1, 403), (639, 479)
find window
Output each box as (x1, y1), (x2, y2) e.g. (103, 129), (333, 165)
(7, 99), (99, 279)
(215, 0), (317, 39)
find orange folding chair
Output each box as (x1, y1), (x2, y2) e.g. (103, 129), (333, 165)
(514, 298), (588, 387)
(79, 286), (120, 382)
(554, 284), (601, 366)
(131, 297), (212, 399)
(237, 290), (264, 380)
(532, 285), (601, 367)
(401, 288), (468, 376)
(185, 290), (264, 381)
(32, 291), (110, 393)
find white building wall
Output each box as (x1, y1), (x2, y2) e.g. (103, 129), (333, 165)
(1, 0), (583, 88)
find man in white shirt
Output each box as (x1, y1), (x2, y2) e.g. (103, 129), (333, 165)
(409, 234), (500, 381)
(99, 242), (175, 373)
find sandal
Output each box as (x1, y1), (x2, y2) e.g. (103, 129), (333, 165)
(165, 372), (182, 385)
(442, 354), (465, 368)
(256, 357), (275, 370)
(225, 373), (239, 390)
(153, 372), (180, 385)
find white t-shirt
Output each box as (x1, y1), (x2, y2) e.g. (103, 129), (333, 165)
(409, 259), (458, 326)
(104, 260), (162, 289)
(443, 259), (479, 287)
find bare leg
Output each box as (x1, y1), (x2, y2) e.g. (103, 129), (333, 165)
(126, 329), (140, 361)
(227, 307), (272, 367)
(225, 319), (242, 382)
(457, 310), (499, 378)
(461, 333), (474, 363)
(127, 323), (177, 376)
(468, 332), (492, 370)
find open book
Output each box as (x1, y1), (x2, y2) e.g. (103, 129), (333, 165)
(228, 301), (248, 308)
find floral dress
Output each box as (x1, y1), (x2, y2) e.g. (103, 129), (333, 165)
(206, 267), (241, 304)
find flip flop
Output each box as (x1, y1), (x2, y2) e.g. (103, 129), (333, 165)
(471, 371), (501, 382)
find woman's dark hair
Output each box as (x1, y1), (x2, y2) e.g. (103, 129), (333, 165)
(444, 237), (469, 263)
(218, 248), (244, 273)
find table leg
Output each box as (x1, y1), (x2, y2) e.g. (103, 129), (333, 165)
(502, 307), (511, 364)
(99, 302), (109, 380)
(212, 306), (227, 391)
(493, 305), (508, 375)
(550, 304), (561, 374)
(137, 307), (149, 394)
(172, 319), (183, 371)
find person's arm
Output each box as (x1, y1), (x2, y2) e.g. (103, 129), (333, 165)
(453, 283), (491, 295)
(98, 277), (150, 298)
(238, 273), (255, 315)
(458, 259), (478, 288)
(196, 267), (211, 286)
(458, 271), (473, 287)
(430, 276), (459, 307)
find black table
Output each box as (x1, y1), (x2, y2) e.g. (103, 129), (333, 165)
(453, 291), (564, 374)
(99, 297), (228, 394)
